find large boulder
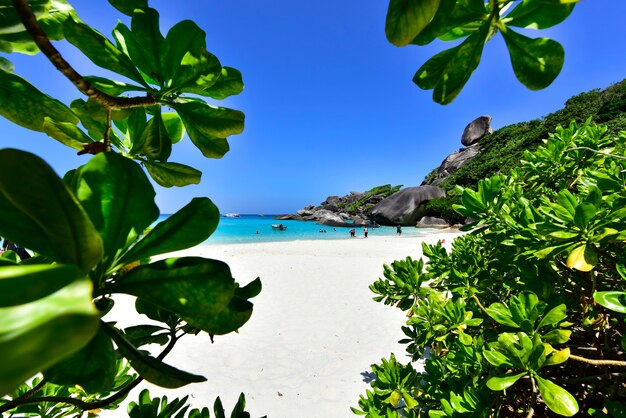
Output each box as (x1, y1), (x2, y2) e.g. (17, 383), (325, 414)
(315, 210), (352, 227)
(369, 185), (445, 226)
(461, 115), (493, 147)
(425, 143), (481, 186)
(417, 216), (450, 228)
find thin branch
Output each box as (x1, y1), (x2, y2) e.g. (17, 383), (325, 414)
(11, 0), (156, 109)
(569, 354), (626, 367)
(525, 375), (537, 418)
(104, 108), (112, 150)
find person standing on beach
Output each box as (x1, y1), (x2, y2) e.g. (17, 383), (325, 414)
(350, 228), (355, 237)
(396, 225), (402, 236)
(364, 227), (368, 238)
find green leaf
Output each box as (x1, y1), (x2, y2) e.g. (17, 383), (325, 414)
(160, 20), (209, 88)
(0, 279), (99, 396)
(413, 23), (488, 104)
(130, 8), (163, 79)
(537, 304), (567, 329)
(566, 244), (597, 272)
(72, 152), (158, 265)
(483, 349), (513, 367)
(535, 375), (578, 416)
(199, 66), (244, 100)
(63, 15), (144, 85)
(43, 117), (92, 150)
(0, 70), (78, 132)
(236, 277), (262, 300)
(171, 49), (222, 95)
(44, 328), (117, 394)
(506, 0), (575, 29)
(547, 230), (578, 240)
(573, 203), (597, 229)
(617, 264), (626, 281)
(119, 198), (219, 264)
(544, 347), (570, 366)
(84, 76), (146, 95)
(486, 372), (526, 391)
(103, 257), (235, 319)
(0, 264), (84, 307)
(187, 294), (254, 336)
(501, 27), (564, 90)
(410, 0), (456, 46)
(0, 56), (13, 72)
(0, 149), (103, 272)
(140, 109), (172, 161)
(162, 112), (185, 144)
(107, 0), (148, 16)
(144, 161), (201, 187)
(593, 291), (626, 314)
(385, 0), (441, 46)
(486, 302), (519, 327)
(555, 190), (577, 220)
(172, 101), (244, 159)
(0, 0), (49, 34)
(102, 322), (206, 388)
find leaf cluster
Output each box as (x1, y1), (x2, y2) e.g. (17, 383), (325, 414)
(355, 120), (626, 417)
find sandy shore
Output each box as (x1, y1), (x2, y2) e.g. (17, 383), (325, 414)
(106, 230), (462, 417)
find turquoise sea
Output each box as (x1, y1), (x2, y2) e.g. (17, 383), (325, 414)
(157, 214), (441, 245)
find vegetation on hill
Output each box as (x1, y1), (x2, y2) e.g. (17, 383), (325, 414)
(426, 80), (626, 223)
(343, 184), (403, 215)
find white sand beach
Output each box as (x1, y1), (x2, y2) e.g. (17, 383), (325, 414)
(107, 230), (462, 418)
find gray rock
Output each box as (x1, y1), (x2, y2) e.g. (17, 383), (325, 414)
(461, 115), (493, 147)
(315, 210), (353, 227)
(274, 214), (299, 220)
(369, 185), (445, 226)
(425, 143), (481, 186)
(344, 192), (364, 204)
(417, 216), (450, 228)
(297, 208), (315, 217)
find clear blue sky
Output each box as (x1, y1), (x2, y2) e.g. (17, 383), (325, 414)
(1, 1), (625, 215)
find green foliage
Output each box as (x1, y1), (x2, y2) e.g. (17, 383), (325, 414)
(0, 1), (262, 416)
(423, 196), (464, 224)
(385, 0), (577, 104)
(347, 184), (402, 214)
(357, 121), (626, 416)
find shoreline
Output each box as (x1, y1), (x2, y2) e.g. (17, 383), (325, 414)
(105, 231), (463, 418)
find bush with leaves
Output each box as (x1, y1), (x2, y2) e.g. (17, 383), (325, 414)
(355, 120), (626, 417)
(0, 0), (263, 416)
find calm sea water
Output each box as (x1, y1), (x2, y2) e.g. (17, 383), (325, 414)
(156, 214), (441, 245)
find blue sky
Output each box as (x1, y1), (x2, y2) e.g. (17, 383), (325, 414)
(1, 1), (625, 215)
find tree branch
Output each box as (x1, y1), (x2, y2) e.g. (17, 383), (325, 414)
(11, 0), (156, 110)
(569, 354), (626, 367)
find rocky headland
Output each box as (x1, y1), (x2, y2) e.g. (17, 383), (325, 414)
(277, 115), (493, 227)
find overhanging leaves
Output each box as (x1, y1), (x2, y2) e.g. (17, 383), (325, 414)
(386, 0), (441, 46)
(535, 375), (578, 416)
(144, 161), (201, 187)
(502, 27), (564, 91)
(0, 149), (103, 272)
(506, 0), (575, 29)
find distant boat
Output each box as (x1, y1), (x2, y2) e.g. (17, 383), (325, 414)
(224, 213), (240, 218)
(272, 224), (287, 231)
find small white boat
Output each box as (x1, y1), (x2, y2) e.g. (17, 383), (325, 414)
(272, 224), (287, 231)
(224, 213), (240, 218)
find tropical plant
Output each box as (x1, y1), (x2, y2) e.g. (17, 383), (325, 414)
(0, 0), (262, 416)
(355, 120), (626, 416)
(385, 0), (581, 104)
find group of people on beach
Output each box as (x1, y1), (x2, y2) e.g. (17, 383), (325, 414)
(349, 227), (368, 238)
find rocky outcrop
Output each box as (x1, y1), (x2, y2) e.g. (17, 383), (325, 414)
(417, 216), (450, 228)
(461, 115), (493, 146)
(369, 185), (445, 226)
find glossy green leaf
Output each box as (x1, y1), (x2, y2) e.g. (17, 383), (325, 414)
(119, 198), (219, 264)
(84, 76), (146, 96)
(555, 190), (577, 220)
(162, 112), (185, 144)
(0, 149), (103, 272)
(144, 161), (201, 187)
(44, 328), (116, 394)
(72, 152), (158, 265)
(544, 347), (570, 366)
(547, 230), (578, 240)
(0, 56), (13, 72)
(566, 244), (597, 272)
(130, 8), (163, 78)
(172, 101), (244, 159)
(199, 66), (244, 100)
(186, 294), (253, 335)
(486, 372), (526, 391)
(0, 70), (78, 132)
(486, 302), (519, 327)
(171, 49), (222, 95)
(236, 277), (262, 300)
(0, 279), (99, 396)
(537, 304), (566, 329)
(140, 109), (171, 161)
(594, 291), (626, 314)
(502, 28), (564, 90)
(107, 0), (148, 16)
(413, 24), (488, 104)
(542, 329), (572, 345)
(535, 375), (578, 416)
(510, 291), (540, 325)
(385, 0), (440, 46)
(63, 15), (144, 85)
(0, 0), (49, 34)
(123, 324), (169, 348)
(103, 257), (235, 319)
(617, 264), (626, 281)
(160, 20), (208, 87)
(483, 350), (513, 367)
(506, 0), (575, 29)
(42, 117), (92, 150)
(0, 264), (83, 307)
(102, 322), (206, 388)
(573, 202), (597, 229)
(410, 0), (456, 46)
